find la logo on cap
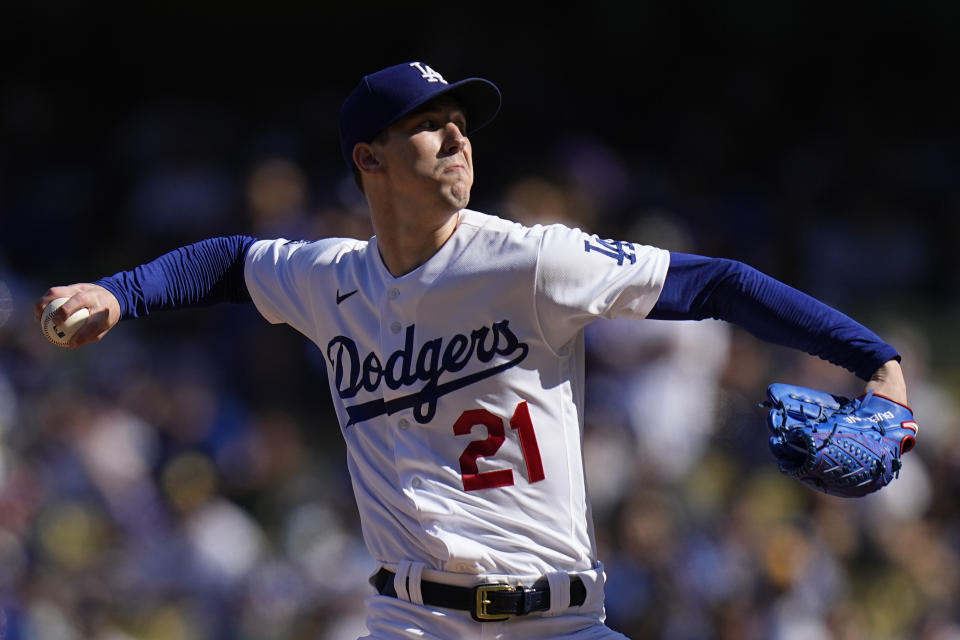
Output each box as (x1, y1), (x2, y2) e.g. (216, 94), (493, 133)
(409, 62), (448, 84)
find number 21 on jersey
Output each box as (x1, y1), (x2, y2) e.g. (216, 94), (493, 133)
(453, 401), (545, 491)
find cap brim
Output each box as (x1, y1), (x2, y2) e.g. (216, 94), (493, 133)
(383, 77), (501, 138)
(445, 77), (502, 134)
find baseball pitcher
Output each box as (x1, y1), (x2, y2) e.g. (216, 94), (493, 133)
(35, 61), (915, 639)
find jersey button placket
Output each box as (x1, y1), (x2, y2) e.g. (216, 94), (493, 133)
(379, 284), (414, 425)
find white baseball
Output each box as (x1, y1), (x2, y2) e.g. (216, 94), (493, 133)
(41, 297), (90, 347)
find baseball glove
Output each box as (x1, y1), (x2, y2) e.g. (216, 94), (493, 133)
(762, 383), (918, 498)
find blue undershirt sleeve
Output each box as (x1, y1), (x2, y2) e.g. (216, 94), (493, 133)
(648, 252), (899, 380)
(93, 235), (257, 319)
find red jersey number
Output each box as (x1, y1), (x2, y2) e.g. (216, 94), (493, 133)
(453, 401), (545, 491)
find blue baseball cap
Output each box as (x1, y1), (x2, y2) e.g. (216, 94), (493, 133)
(338, 61), (502, 169)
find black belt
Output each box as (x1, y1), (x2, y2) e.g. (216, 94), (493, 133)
(371, 567), (587, 622)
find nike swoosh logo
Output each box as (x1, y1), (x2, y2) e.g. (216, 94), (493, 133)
(336, 289), (358, 304)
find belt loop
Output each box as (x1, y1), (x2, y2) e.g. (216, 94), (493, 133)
(545, 572), (570, 616)
(393, 561), (413, 602)
(408, 562), (425, 606)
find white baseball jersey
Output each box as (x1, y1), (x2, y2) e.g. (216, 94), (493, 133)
(244, 209), (669, 578)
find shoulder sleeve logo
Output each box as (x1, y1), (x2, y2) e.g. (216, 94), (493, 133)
(583, 238), (637, 265)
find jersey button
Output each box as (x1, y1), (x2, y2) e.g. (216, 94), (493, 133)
(388, 288), (400, 299)
(390, 321), (402, 334)
(398, 418), (410, 430)
(412, 477), (422, 488)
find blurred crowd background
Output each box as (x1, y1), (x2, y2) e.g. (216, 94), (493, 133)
(2, 3), (959, 639)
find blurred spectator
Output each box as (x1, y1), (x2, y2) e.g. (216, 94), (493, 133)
(244, 156), (318, 240)
(585, 212), (732, 484)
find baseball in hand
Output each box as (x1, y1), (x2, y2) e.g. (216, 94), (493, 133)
(41, 297), (89, 347)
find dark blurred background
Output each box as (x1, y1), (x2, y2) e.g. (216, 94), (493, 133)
(1, 2), (959, 639)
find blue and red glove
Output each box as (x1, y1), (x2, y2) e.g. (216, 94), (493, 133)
(762, 383), (918, 497)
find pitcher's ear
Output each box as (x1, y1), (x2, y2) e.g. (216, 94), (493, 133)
(354, 143), (382, 174)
